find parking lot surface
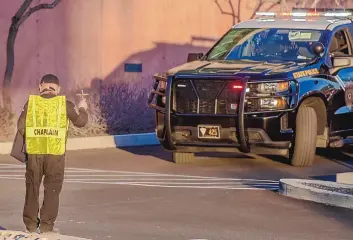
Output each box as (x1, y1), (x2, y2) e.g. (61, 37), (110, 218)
(0, 146), (353, 240)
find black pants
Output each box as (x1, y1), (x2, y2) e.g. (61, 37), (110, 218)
(23, 154), (65, 232)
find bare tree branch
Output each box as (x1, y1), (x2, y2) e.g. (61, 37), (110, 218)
(280, 0), (290, 11)
(299, 0), (308, 8)
(13, 0), (33, 24)
(228, 0), (236, 25)
(214, 0), (235, 17)
(214, 0), (239, 24)
(250, 0), (280, 19)
(237, 0), (241, 22)
(294, 0), (298, 7)
(265, 1), (280, 11)
(310, 0), (322, 8)
(334, 0), (344, 7)
(17, 0), (61, 27)
(2, 0), (61, 111)
(289, 0), (349, 9)
(250, 1), (264, 19)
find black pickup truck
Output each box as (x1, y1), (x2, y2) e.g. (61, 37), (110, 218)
(148, 9), (353, 167)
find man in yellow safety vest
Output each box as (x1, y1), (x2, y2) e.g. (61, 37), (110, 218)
(16, 74), (88, 235)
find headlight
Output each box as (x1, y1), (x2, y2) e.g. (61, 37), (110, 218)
(259, 98), (287, 109)
(245, 81), (290, 112)
(247, 97), (287, 110)
(248, 81), (289, 94)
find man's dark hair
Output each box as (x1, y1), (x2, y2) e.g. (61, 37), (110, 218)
(40, 74), (59, 85)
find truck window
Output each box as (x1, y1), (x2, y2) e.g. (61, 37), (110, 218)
(206, 28), (324, 62)
(328, 29), (351, 56)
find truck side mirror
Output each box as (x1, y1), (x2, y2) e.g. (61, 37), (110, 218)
(312, 42), (325, 57)
(333, 56), (352, 68)
(187, 53), (204, 62)
(329, 56), (353, 75)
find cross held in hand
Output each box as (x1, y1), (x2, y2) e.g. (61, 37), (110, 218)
(76, 90), (89, 100)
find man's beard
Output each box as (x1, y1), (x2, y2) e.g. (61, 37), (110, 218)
(40, 87), (56, 94)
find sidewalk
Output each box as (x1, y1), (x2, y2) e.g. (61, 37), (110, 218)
(0, 230), (91, 240)
(279, 176), (353, 209)
(337, 172), (353, 184)
(0, 133), (159, 155)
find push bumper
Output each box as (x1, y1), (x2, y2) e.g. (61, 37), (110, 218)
(161, 126), (291, 156)
(148, 74), (294, 157)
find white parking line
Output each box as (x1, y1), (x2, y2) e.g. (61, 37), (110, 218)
(0, 164), (279, 191)
(0, 175), (279, 182)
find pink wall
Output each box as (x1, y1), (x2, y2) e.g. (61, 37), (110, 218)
(0, 0), (287, 110)
(3, 0), (347, 108)
(0, 0), (351, 140)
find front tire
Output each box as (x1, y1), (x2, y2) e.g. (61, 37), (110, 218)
(290, 105), (317, 167)
(172, 152), (195, 164)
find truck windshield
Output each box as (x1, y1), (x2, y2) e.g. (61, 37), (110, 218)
(206, 28), (325, 62)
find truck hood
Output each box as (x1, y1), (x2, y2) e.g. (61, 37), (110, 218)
(166, 59), (319, 81)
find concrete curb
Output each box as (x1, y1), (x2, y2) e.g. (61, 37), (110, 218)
(337, 172), (353, 184)
(279, 179), (353, 209)
(0, 230), (91, 240)
(0, 132), (159, 155)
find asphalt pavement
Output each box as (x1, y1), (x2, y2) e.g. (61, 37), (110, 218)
(0, 146), (353, 240)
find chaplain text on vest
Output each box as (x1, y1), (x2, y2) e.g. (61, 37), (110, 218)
(34, 128), (59, 136)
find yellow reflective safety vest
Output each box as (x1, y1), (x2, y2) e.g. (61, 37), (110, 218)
(25, 95), (69, 155)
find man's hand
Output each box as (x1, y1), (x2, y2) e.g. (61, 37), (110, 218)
(78, 99), (88, 111)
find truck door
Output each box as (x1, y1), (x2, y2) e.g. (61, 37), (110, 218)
(330, 26), (353, 137)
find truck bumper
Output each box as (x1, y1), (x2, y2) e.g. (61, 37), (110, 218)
(159, 124), (292, 156)
(149, 74), (295, 157)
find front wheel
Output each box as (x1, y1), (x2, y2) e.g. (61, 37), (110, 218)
(290, 105), (317, 167)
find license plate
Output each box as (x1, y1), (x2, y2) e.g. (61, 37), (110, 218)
(197, 125), (220, 139)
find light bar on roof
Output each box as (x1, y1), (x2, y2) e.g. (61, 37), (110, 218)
(292, 12), (307, 17)
(280, 12), (320, 17)
(292, 8), (353, 17)
(257, 19), (275, 22)
(293, 8), (353, 13)
(255, 12), (276, 16)
(255, 9), (353, 20)
(324, 12), (352, 17)
(293, 18), (306, 22)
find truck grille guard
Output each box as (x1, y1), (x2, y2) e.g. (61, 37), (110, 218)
(237, 76), (250, 153)
(148, 74), (288, 153)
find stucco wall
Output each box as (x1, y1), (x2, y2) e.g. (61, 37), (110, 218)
(0, 0), (350, 140)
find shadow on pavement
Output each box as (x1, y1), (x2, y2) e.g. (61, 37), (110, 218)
(117, 145), (173, 162)
(309, 148), (353, 182)
(258, 154), (291, 166)
(316, 148), (353, 170)
(118, 145), (256, 163)
(116, 144), (353, 187)
(262, 147), (353, 170)
(195, 152), (253, 159)
(310, 174), (337, 182)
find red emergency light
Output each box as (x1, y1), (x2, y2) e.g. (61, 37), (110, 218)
(232, 84), (243, 89)
(230, 80), (244, 90)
